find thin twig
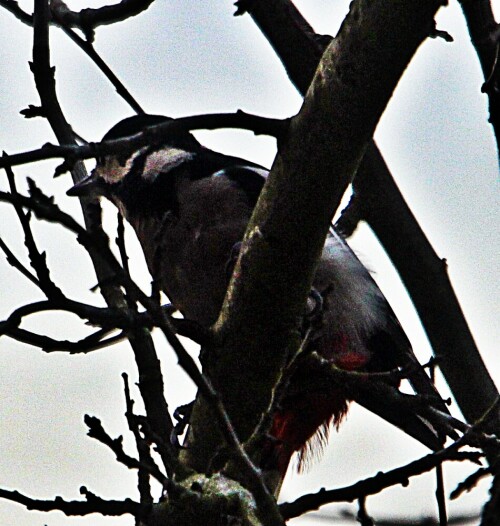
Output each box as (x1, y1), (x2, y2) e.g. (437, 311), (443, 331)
(0, 236), (40, 288)
(0, 0), (144, 114)
(0, 111), (287, 170)
(4, 162), (64, 299)
(51, 0), (156, 42)
(3, 326), (125, 353)
(0, 486), (147, 517)
(451, 467), (492, 500)
(84, 414), (169, 489)
(435, 464), (448, 526)
(122, 372), (155, 502)
(280, 447), (483, 520)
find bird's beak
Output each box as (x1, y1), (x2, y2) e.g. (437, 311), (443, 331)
(66, 172), (106, 197)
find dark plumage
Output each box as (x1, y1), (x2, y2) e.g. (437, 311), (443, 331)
(69, 115), (452, 482)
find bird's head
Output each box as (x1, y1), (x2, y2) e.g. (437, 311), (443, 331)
(67, 114), (203, 219)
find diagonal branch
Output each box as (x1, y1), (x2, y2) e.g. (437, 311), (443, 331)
(238, 0), (499, 448)
(84, 414), (169, 489)
(280, 445), (484, 520)
(30, 0), (175, 468)
(0, 236), (40, 288)
(458, 0), (500, 154)
(4, 164), (64, 299)
(182, 0), (445, 496)
(0, 0), (144, 114)
(351, 142), (500, 446)
(0, 180), (282, 523)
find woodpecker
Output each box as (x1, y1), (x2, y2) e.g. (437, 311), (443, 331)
(69, 114), (451, 481)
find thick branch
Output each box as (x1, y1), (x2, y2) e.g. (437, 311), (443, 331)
(353, 142), (500, 442)
(234, 0), (328, 95)
(182, 0), (444, 491)
(241, 0), (499, 448)
(458, 0), (500, 153)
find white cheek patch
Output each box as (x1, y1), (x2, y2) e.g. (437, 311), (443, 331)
(142, 148), (195, 182)
(96, 148), (146, 184)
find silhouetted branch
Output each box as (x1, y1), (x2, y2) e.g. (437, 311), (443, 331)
(280, 447), (483, 520)
(281, 403), (499, 520)
(0, 188), (210, 346)
(352, 142), (500, 448)
(3, 326), (124, 353)
(0, 236), (40, 287)
(0, 486), (147, 517)
(125, 407), (192, 479)
(306, 508), (480, 525)
(435, 463), (448, 526)
(84, 414), (169, 489)
(451, 467), (492, 500)
(122, 372), (158, 500)
(238, 0), (500, 452)
(0, 0), (144, 114)
(51, 0), (156, 42)
(481, 474), (500, 526)
(0, 111), (287, 171)
(458, 0), (500, 153)
(4, 162), (64, 299)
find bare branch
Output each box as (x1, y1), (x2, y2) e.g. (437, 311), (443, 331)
(281, 401), (499, 519)
(234, 0), (329, 95)
(237, 0), (500, 453)
(123, 372), (158, 501)
(458, 1), (500, 153)
(435, 464), (448, 526)
(0, 486), (147, 517)
(0, 0), (144, 114)
(451, 467), (492, 500)
(0, 111), (287, 171)
(84, 414), (169, 489)
(0, 236), (40, 288)
(4, 163), (64, 299)
(30, 0), (175, 452)
(2, 326), (124, 353)
(308, 509), (481, 525)
(481, 474), (500, 526)
(51, 0), (156, 42)
(280, 446), (483, 520)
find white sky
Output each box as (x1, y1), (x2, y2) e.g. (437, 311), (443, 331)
(0, 1), (498, 525)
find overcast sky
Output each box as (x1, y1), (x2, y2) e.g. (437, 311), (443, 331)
(0, 1), (498, 525)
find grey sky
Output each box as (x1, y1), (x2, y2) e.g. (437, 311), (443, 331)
(0, 1), (498, 525)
